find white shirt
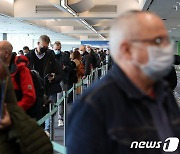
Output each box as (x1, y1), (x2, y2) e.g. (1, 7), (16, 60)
(35, 48), (45, 59)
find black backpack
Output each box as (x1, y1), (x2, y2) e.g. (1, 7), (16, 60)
(68, 61), (78, 85)
(15, 69), (45, 120)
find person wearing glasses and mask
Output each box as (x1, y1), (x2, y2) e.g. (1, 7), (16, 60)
(67, 10), (180, 154)
(26, 35), (62, 134)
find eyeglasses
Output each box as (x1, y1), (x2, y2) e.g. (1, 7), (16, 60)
(129, 36), (171, 46)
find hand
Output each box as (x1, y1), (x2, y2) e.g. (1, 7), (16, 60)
(0, 104), (11, 129)
(48, 73), (55, 82)
(62, 65), (66, 70)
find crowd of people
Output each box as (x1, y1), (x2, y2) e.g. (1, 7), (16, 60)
(1, 9), (180, 154)
(0, 35), (113, 136)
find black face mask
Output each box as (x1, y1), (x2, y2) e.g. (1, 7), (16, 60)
(40, 47), (48, 54)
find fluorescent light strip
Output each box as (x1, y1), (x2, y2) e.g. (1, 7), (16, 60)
(60, 0), (105, 40)
(61, 0), (77, 17)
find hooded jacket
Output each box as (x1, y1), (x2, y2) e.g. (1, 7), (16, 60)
(9, 54), (36, 110)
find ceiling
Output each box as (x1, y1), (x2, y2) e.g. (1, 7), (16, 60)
(0, 0), (141, 41)
(0, 14), (76, 41)
(0, 0), (180, 41)
(144, 0), (180, 41)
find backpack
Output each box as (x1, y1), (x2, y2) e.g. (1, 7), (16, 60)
(68, 61), (78, 85)
(15, 69), (44, 120)
(77, 61), (85, 77)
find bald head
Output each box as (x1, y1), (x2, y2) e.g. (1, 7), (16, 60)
(0, 41), (13, 65)
(110, 10), (167, 61)
(0, 41), (13, 52)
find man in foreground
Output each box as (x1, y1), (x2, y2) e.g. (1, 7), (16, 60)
(67, 11), (180, 154)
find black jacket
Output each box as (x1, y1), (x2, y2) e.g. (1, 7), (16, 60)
(82, 50), (97, 76)
(26, 49), (63, 96)
(67, 64), (180, 154)
(55, 51), (71, 84)
(163, 55), (180, 90)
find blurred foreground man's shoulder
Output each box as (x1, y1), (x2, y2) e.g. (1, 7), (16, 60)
(67, 10), (180, 154)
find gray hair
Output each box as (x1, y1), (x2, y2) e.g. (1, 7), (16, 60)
(109, 10), (143, 59)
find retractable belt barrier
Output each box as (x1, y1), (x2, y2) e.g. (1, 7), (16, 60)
(37, 64), (108, 154)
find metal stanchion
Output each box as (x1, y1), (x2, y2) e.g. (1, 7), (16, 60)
(49, 103), (54, 140)
(81, 79), (83, 95)
(63, 91), (68, 146)
(91, 71), (94, 83)
(102, 65), (105, 76)
(87, 75), (90, 87)
(72, 84), (76, 102)
(105, 64), (108, 74)
(95, 67), (98, 80)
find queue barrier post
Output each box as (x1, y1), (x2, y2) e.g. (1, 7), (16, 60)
(63, 91), (68, 146)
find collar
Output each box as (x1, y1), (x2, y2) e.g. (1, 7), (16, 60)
(83, 51), (89, 56)
(109, 64), (169, 100)
(35, 48), (45, 59)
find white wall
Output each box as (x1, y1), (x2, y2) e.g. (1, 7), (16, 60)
(7, 34), (34, 52)
(0, 33), (3, 41)
(62, 44), (80, 51)
(50, 40), (81, 51)
(2, 34), (81, 53)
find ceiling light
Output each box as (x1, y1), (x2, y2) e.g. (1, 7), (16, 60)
(173, 5), (178, 11)
(60, 0), (78, 17)
(6, 0), (14, 4)
(172, 28), (176, 30)
(177, 2), (180, 6)
(99, 34), (105, 40)
(60, 0), (105, 40)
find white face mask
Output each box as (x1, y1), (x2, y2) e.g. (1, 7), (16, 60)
(79, 50), (83, 55)
(54, 50), (60, 55)
(87, 48), (91, 53)
(133, 43), (174, 80)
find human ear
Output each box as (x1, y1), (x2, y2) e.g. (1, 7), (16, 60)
(120, 41), (132, 60)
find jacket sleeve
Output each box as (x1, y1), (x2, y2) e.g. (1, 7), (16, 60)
(52, 59), (63, 83)
(17, 66), (36, 110)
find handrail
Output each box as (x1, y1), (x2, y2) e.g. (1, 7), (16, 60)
(37, 64), (109, 153)
(38, 107), (58, 125)
(52, 141), (67, 154)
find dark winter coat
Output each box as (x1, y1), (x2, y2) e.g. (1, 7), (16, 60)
(0, 61), (53, 154)
(26, 49), (63, 96)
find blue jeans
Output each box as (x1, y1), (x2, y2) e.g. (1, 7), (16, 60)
(44, 94), (57, 131)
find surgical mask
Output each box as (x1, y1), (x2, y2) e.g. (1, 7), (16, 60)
(132, 44), (174, 80)
(40, 47), (48, 54)
(87, 49), (91, 53)
(54, 50), (60, 55)
(79, 50), (83, 55)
